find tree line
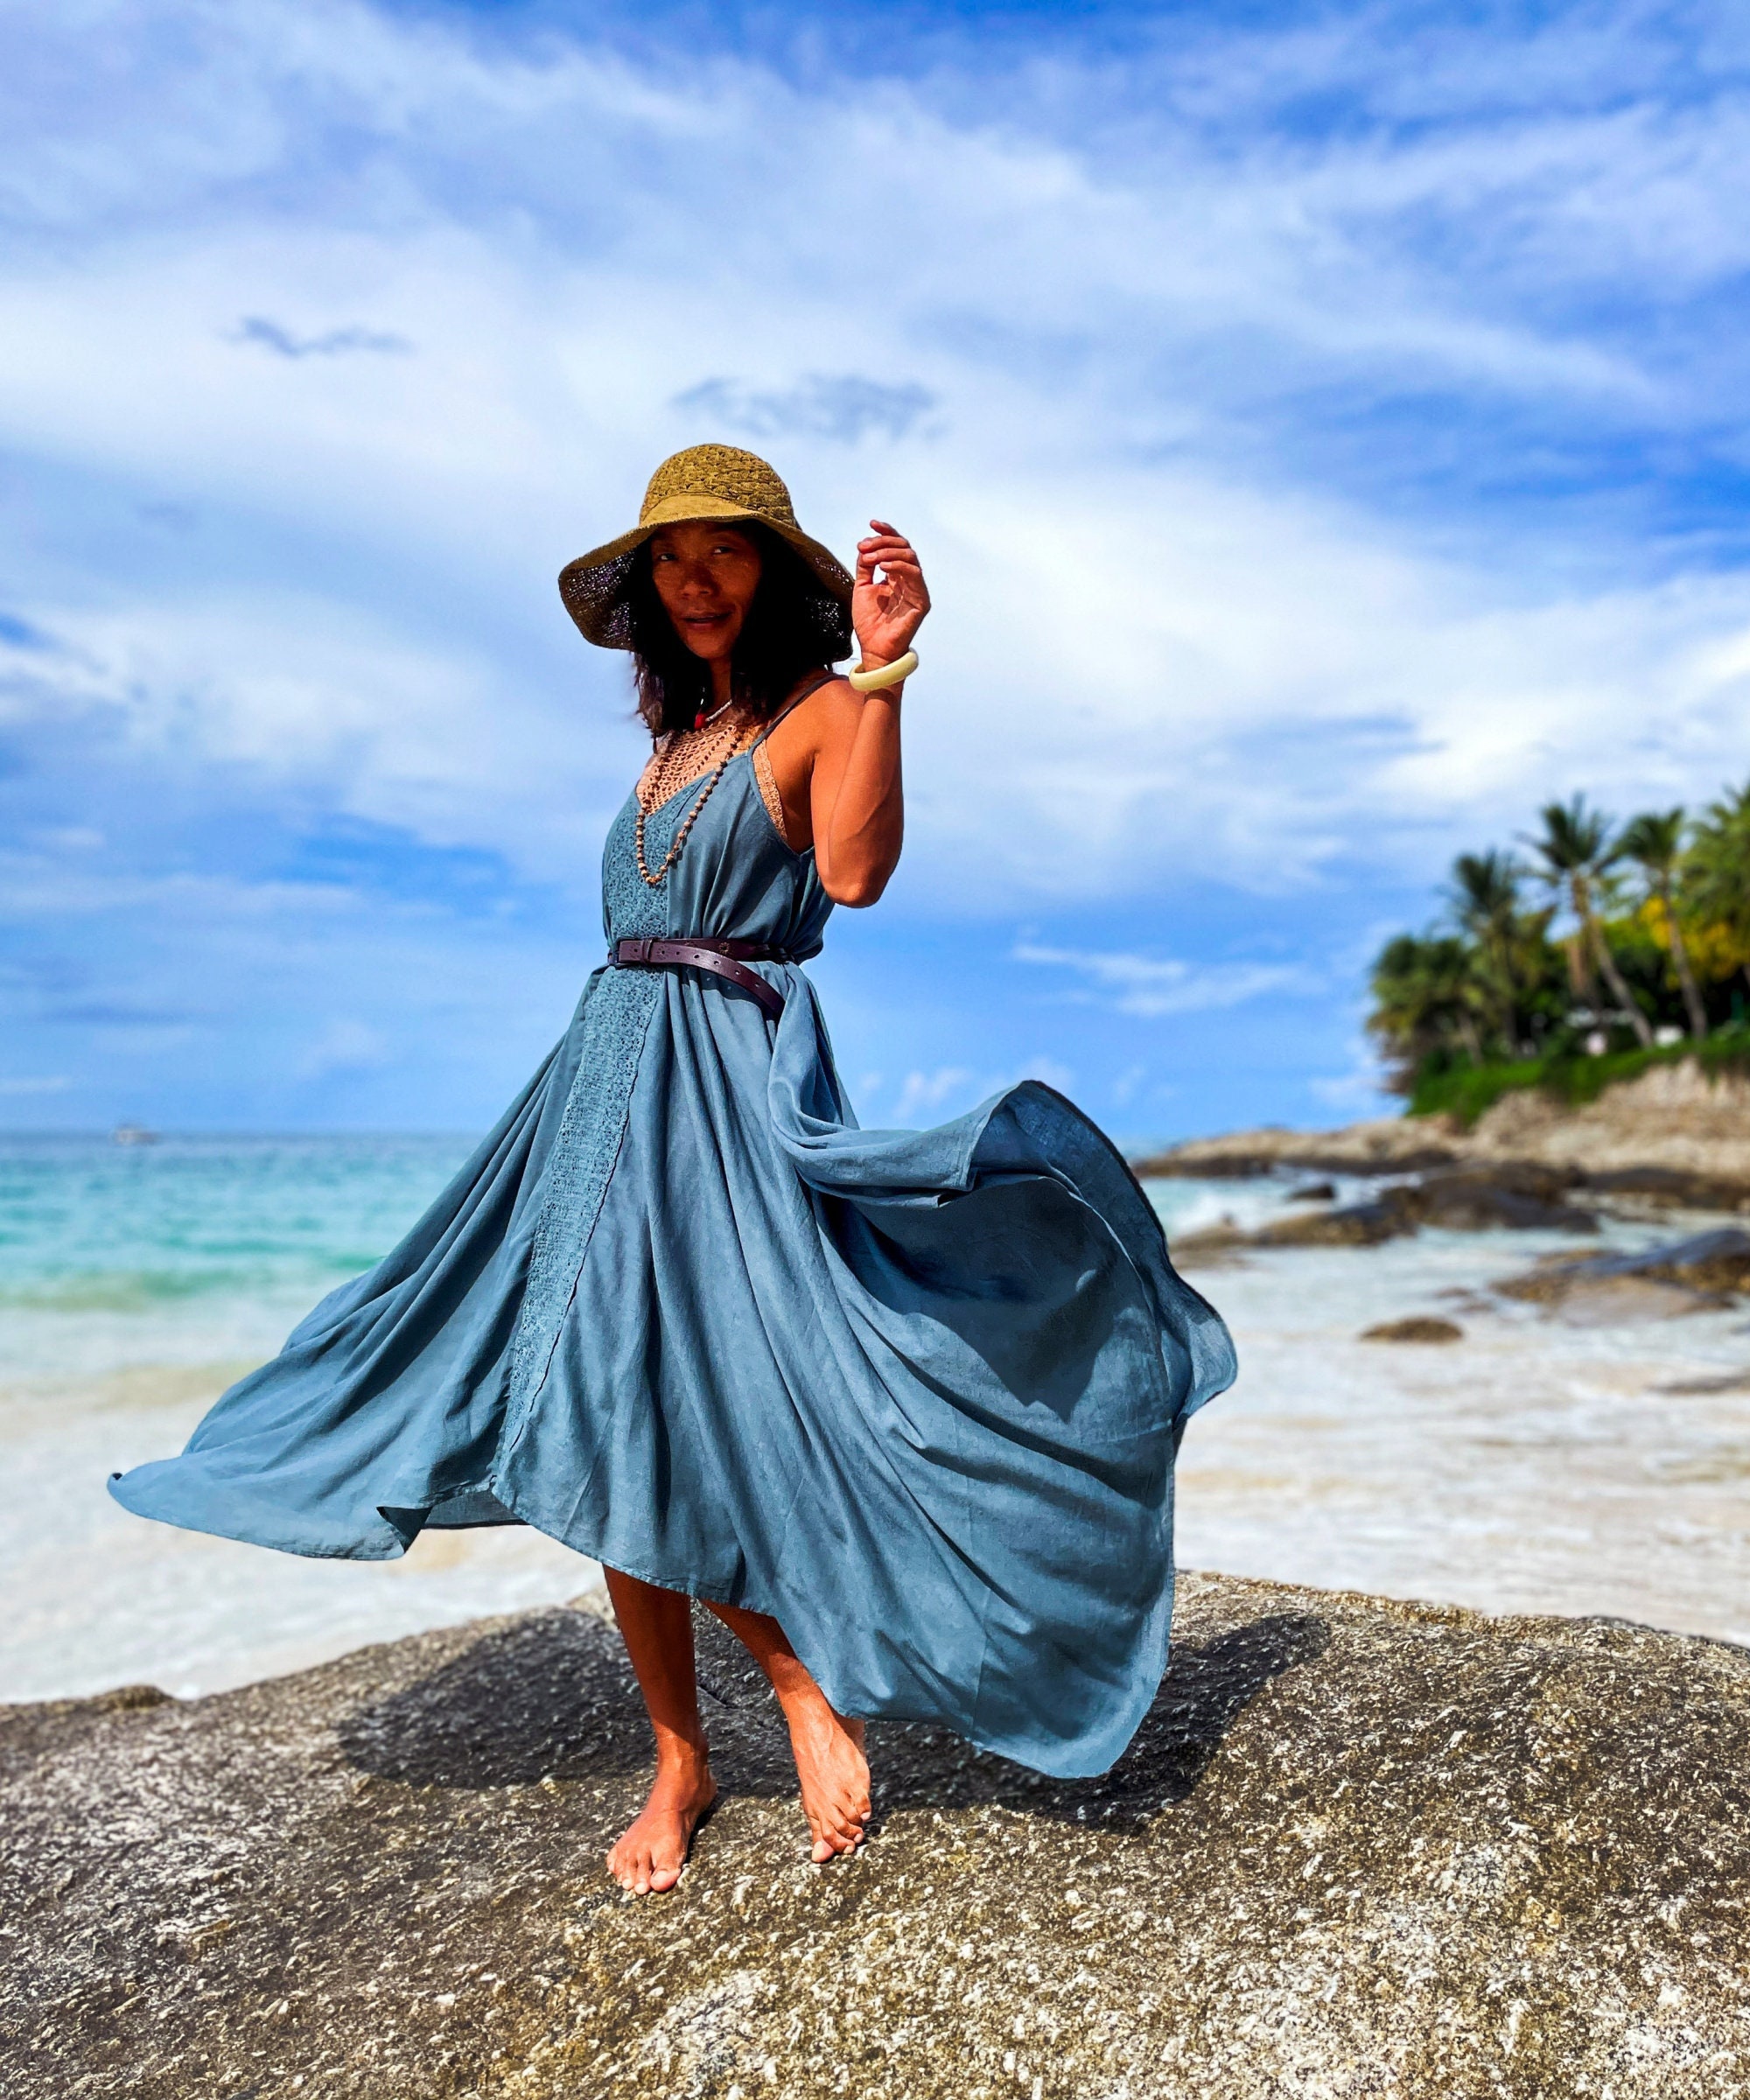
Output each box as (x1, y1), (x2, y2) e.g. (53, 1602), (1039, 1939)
(1368, 782), (1750, 1094)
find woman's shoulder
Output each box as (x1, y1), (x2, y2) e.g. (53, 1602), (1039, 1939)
(780, 667), (859, 722)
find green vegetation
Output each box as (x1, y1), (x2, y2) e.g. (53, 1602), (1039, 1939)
(1407, 1024), (1750, 1127)
(1368, 783), (1750, 1123)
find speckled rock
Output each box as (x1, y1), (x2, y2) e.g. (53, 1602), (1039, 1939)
(1498, 1228), (1750, 1306)
(1359, 1316), (1465, 1344)
(5, 1574), (1748, 2098)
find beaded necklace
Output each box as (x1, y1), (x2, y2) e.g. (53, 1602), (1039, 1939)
(634, 710), (754, 888)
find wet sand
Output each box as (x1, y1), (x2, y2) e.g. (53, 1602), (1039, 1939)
(1175, 1224), (1750, 1648)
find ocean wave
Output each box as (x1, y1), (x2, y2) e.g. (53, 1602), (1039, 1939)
(0, 1260), (367, 1314)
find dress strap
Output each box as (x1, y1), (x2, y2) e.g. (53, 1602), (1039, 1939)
(749, 668), (837, 750)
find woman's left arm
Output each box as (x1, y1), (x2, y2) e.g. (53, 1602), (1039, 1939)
(809, 522), (929, 908)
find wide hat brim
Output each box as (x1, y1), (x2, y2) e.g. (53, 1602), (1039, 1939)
(558, 493), (854, 652)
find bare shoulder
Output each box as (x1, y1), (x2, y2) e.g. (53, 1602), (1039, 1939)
(763, 673), (861, 759)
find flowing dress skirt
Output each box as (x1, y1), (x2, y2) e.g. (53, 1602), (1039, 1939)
(112, 759), (1235, 1776)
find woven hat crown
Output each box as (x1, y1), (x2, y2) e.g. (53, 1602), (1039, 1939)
(640, 444), (797, 529)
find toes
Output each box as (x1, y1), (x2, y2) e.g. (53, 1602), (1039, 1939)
(609, 1842), (656, 1896)
(808, 1815), (864, 1863)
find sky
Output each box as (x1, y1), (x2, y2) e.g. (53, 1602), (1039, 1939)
(4, 0), (1750, 1144)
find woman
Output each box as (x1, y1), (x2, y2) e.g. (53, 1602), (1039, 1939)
(111, 444), (1235, 1897)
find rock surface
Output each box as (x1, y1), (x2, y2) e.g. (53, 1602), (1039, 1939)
(1494, 1228), (1750, 1323)
(1465, 1061), (1750, 1184)
(1360, 1316), (1465, 1344)
(1174, 1165), (1598, 1260)
(1136, 1058), (1750, 1194)
(1136, 1119), (1464, 1179)
(6, 1575), (1750, 2098)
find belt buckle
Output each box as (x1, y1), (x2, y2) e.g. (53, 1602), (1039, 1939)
(619, 937), (654, 965)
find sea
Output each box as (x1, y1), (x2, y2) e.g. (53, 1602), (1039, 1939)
(3, 1132), (1746, 1704)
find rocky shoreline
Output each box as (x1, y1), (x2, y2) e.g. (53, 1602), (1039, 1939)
(1133, 1058), (1750, 1205)
(1135, 1059), (1750, 1327)
(7, 1573), (1750, 2098)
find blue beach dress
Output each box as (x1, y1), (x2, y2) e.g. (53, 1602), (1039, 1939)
(110, 724), (1235, 1777)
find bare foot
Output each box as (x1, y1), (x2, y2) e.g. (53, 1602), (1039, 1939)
(606, 1739), (717, 1896)
(781, 1690), (871, 1864)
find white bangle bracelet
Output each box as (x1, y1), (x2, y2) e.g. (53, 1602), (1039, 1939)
(847, 648), (918, 693)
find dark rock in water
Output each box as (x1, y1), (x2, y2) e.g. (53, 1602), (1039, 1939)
(1132, 1138), (1461, 1179)
(1247, 1166), (1594, 1250)
(1166, 1228), (1251, 1269)
(1287, 1180), (1337, 1203)
(1499, 1227), (1750, 1307)
(1253, 1198), (1410, 1247)
(1582, 1166), (1750, 1214)
(1132, 1147), (1284, 1180)
(1360, 1316), (1464, 1343)
(1414, 1181), (1589, 1231)
(6, 1576), (1749, 2098)
(1400, 1163), (1595, 1234)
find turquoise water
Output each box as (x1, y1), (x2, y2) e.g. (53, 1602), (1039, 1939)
(0, 1133), (475, 1379)
(0, 1131), (1264, 1382)
(0, 1130), (613, 1704)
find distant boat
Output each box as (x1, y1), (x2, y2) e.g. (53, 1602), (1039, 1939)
(112, 1124), (160, 1146)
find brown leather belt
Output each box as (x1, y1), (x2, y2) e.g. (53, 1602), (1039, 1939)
(611, 936), (790, 1021)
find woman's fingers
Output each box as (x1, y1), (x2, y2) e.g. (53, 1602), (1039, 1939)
(854, 522), (929, 634)
(855, 549), (924, 578)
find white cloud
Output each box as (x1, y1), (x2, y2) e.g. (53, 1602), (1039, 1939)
(887, 1054), (1074, 1124)
(1016, 943), (1320, 1018)
(1307, 1038), (1394, 1115)
(891, 1065), (978, 1124)
(673, 374), (937, 444)
(3, 1), (1749, 951)
(0, 1075), (72, 1096)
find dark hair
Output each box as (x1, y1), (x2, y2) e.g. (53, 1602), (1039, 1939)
(625, 522), (852, 738)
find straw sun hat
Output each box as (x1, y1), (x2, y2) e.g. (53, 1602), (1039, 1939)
(558, 444), (855, 653)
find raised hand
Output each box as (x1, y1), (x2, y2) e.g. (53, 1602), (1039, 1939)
(851, 521), (930, 669)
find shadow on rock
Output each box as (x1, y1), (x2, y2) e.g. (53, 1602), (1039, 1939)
(336, 1609), (651, 1788)
(335, 1604), (1329, 1823)
(870, 1611), (1330, 1827)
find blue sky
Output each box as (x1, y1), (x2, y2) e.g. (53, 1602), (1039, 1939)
(4, 0), (1750, 1143)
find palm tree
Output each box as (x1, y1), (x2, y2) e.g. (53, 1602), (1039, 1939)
(1685, 779), (1750, 1006)
(1522, 795), (1655, 1049)
(1367, 932), (1485, 1088)
(1618, 808), (1707, 1039)
(1445, 850), (1525, 1055)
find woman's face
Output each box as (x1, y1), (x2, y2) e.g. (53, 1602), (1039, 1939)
(648, 522), (763, 663)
